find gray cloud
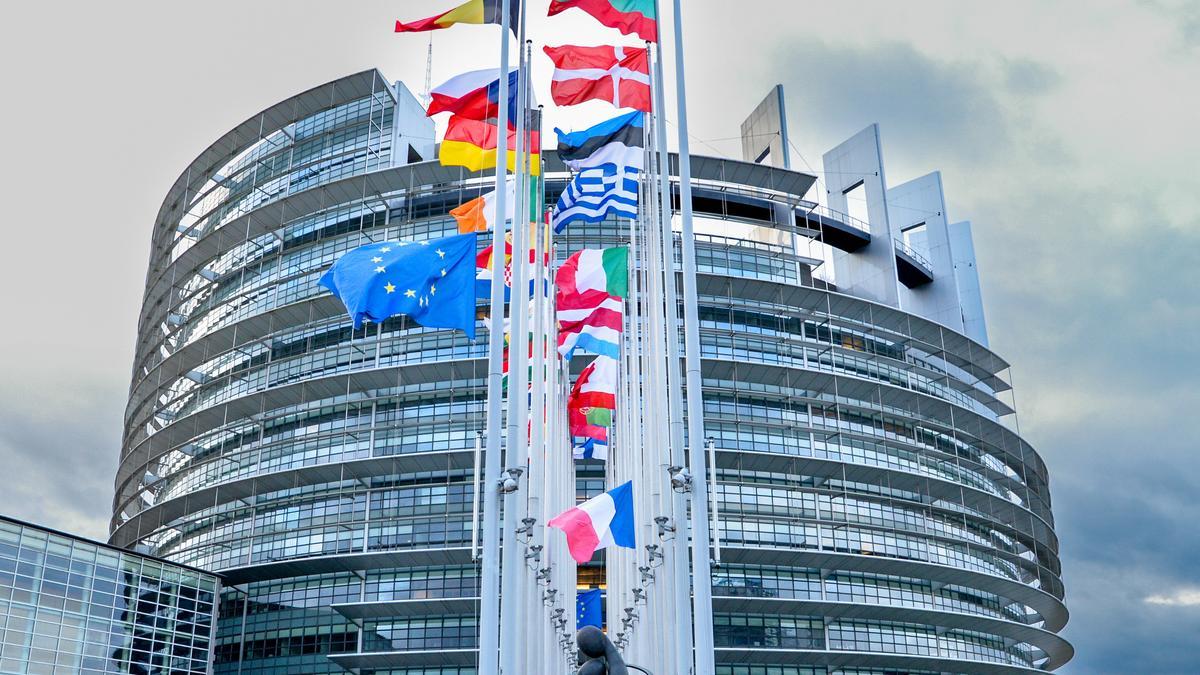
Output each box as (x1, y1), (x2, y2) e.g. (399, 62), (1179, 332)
(765, 40), (1062, 169)
(0, 381), (121, 541)
(733, 28), (1200, 674)
(1141, 0), (1200, 48)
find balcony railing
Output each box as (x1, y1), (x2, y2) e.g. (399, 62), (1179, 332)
(894, 237), (933, 272)
(799, 204), (872, 237)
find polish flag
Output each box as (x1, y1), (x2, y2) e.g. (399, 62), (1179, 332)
(543, 45), (652, 112)
(548, 481), (636, 563)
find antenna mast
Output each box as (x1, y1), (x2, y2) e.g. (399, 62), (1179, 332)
(422, 34), (434, 107)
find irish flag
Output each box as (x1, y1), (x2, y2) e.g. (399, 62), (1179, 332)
(547, 0), (658, 42)
(556, 247), (628, 360)
(548, 481), (636, 563)
(451, 181), (514, 233)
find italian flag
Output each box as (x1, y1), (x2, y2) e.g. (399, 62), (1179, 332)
(557, 247), (629, 299)
(555, 248), (628, 361)
(547, 0), (658, 42)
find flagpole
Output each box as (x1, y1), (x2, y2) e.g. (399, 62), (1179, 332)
(648, 26), (695, 675)
(640, 128), (670, 675)
(500, 3), (531, 671)
(478, 0), (513, 672)
(527, 147), (552, 675)
(669, 1), (717, 672)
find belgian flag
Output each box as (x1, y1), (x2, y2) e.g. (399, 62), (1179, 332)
(395, 0), (519, 33)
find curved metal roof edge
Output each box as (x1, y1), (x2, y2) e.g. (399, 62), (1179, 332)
(150, 69), (389, 248)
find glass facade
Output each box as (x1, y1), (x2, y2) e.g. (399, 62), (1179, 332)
(115, 70), (1070, 674)
(0, 517), (218, 675)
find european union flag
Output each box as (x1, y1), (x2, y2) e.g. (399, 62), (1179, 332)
(577, 588), (603, 629)
(320, 232), (478, 338)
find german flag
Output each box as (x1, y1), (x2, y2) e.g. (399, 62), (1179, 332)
(395, 0), (519, 33)
(440, 116), (541, 175)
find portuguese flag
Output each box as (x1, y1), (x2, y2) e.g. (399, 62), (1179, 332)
(547, 0), (658, 42)
(395, 0), (519, 33)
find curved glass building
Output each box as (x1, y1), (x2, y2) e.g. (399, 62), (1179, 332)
(112, 70), (1071, 674)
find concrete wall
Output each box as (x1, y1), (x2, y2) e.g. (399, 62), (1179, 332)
(887, 172), (964, 332)
(392, 81), (436, 164)
(740, 85), (790, 169)
(822, 124), (899, 306)
(949, 220), (990, 346)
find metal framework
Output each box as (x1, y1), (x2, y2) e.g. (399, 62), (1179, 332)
(115, 71), (1072, 675)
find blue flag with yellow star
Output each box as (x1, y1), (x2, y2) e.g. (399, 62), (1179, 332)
(320, 232), (478, 338)
(577, 588), (602, 629)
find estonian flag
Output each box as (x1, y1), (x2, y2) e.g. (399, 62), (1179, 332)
(555, 110), (645, 172)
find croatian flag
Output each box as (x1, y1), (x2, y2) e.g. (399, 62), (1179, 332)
(548, 481), (636, 564)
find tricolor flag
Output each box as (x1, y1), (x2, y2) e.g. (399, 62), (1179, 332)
(451, 180), (515, 233)
(547, 0), (658, 42)
(548, 481), (636, 564)
(441, 116), (541, 175)
(555, 110), (645, 172)
(552, 165), (639, 233)
(428, 68), (520, 123)
(396, 0), (519, 33)
(476, 226), (550, 298)
(475, 233), (513, 299)
(569, 355), (617, 460)
(556, 247), (628, 360)
(543, 45), (651, 112)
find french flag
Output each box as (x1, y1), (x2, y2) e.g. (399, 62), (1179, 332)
(549, 481), (636, 563)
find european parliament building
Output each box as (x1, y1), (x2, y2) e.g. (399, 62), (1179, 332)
(112, 71), (1071, 674)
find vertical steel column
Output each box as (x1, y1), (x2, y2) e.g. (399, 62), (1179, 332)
(669, 0), (716, 671)
(649, 23), (695, 675)
(478, 1), (513, 672)
(500, 8), (531, 672)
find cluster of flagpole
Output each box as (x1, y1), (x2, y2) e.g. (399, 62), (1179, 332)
(391, 0), (719, 672)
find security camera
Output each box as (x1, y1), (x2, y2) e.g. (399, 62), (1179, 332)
(654, 516), (675, 536)
(499, 476), (519, 494)
(669, 466), (692, 492)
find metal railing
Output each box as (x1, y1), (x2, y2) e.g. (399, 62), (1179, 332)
(797, 203), (872, 237)
(893, 237), (934, 272)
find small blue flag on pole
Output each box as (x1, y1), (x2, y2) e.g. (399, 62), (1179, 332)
(320, 232), (478, 338)
(577, 588), (603, 629)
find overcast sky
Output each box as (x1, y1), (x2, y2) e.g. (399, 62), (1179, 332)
(0, 1), (1197, 672)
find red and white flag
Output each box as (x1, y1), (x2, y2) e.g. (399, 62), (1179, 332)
(542, 45), (652, 112)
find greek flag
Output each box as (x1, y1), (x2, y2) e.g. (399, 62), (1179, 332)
(552, 165), (639, 233)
